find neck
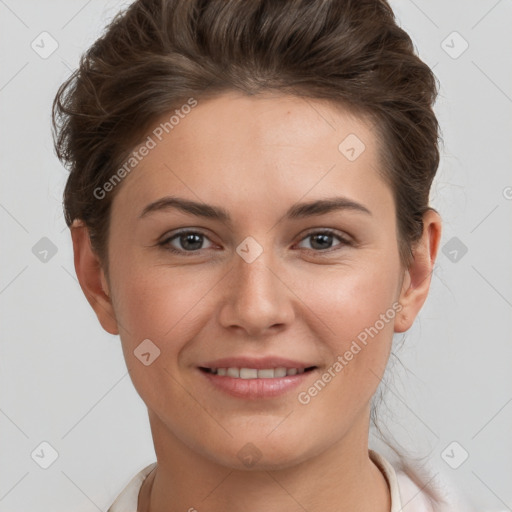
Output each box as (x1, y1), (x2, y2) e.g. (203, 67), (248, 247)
(140, 411), (391, 512)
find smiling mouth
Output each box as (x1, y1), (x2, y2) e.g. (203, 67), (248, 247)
(199, 366), (317, 379)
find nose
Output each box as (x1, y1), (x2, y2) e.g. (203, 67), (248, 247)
(217, 248), (295, 337)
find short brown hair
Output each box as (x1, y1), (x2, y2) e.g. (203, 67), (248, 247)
(52, 0), (441, 272)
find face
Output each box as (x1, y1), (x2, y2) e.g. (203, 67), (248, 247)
(90, 92), (414, 469)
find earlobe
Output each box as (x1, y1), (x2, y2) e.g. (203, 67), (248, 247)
(394, 209), (442, 334)
(70, 220), (119, 335)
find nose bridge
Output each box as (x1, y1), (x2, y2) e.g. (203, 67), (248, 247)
(236, 251), (276, 298)
(218, 240), (293, 335)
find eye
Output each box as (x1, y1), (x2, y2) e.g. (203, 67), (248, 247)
(295, 229), (351, 252)
(158, 228), (352, 256)
(159, 230), (214, 255)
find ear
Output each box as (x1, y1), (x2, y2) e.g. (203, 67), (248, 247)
(70, 220), (119, 335)
(394, 209), (442, 333)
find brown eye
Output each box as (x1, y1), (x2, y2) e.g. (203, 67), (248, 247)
(159, 230), (214, 254)
(296, 230), (351, 252)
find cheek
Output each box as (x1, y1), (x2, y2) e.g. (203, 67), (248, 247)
(110, 261), (219, 352)
(310, 256), (400, 335)
(290, 268), (398, 434)
(304, 258), (399, 381)
(109, 264), (215, 413)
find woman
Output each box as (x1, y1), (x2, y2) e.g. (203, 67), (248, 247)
(52, 0), (471, 510)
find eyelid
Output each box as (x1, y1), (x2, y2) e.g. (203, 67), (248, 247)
(298, 227), (352, 242)
(159, 227), (211, 244)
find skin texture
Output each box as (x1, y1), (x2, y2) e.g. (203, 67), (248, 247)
(71, 92), (442, 512)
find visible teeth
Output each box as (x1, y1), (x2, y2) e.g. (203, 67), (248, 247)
(240, 368), (258, 379)
(226, 367), (240, 378)
(274, 367), (287, 377)
(209, 367), (309, 379)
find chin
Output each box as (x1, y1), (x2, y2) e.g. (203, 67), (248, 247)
(201, 434), (316, 472)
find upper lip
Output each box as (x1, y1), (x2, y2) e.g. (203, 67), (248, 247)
(199, 357), (317, 370)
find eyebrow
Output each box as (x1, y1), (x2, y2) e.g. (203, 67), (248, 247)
(139, 195), (372, 223)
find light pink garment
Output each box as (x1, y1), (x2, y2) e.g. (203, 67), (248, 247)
(107, 450), (474, 511)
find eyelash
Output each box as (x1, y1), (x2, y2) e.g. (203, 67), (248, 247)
(158, 228), (353, 256)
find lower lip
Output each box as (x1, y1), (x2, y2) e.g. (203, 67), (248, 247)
(199, 368), (315, 399)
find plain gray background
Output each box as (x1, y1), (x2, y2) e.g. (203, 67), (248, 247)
(1, 1), (511, 511)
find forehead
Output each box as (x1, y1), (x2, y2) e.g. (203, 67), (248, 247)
(151, 92), (376, 163)
(111, 92), (392, 223)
